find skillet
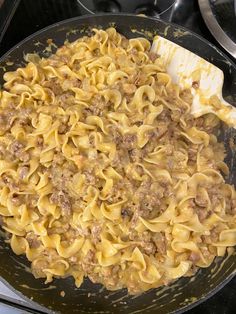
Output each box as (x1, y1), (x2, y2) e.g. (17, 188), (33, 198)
(0, 13), (236, 314)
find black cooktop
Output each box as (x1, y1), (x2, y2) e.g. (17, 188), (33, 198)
(0, 0), (235, 313)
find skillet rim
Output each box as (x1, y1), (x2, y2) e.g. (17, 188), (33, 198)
(1, 13), (236, 68)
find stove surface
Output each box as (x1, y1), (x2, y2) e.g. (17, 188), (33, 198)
(0, 0), (235, 313)
(0, 0), (223, 56)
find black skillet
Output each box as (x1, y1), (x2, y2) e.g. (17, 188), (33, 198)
(0, 14), (236, 314)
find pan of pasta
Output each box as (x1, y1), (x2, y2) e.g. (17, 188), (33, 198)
(0, 14), (236, 314)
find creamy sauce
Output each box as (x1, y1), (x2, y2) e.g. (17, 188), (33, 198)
(163, 25), (170, 37)
(20, 284), (56, 291)
(173, 29), (189, 38)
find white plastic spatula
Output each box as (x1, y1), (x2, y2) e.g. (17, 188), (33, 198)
(151, 35), (236, 128)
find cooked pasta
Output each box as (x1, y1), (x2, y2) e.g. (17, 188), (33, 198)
(0, 28), (236, 294)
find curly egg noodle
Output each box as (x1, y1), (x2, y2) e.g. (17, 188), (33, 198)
(0, 28), (236, 294)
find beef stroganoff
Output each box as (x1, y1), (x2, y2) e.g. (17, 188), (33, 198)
(0, 28), (236, 294)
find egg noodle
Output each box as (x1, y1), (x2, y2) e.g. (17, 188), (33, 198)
(0, 28), (235, 294)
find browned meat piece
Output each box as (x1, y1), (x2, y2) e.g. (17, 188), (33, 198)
(57, 91), (75, 109)
(18, 166), (29, 180)
(201, 247), (212, 260)
(147, 51), (159, 62)
(132, 180), (162, 220)
(10, 141), (24, 155)
(131, 206), (146, 224)
(130, 231), (161, 256)
(26, 232), (41, 249)
(201, 234), (211, 244)
(141, 239), (156, 255)
(71, 79), (81, 88)
(76, 226), (90, 237)
(130, 48), (138, 56)
(129, 148), (144, 163)
(50, 190), (72, 216)
(11, 195), (22, 206)
(9, 140), (30, 162)
(154, 124), (168, 140)
(44, 78), (63, 96)
(17, 108), (32, 126)
(224, 198), (236, 216)
(81, 250), (96, 274)
(192, 81), (199, 89)
(211, 191), (223, 208)
(36, 136), (44, 146)
(57, 194), (71, 215)
(122, 134), (137, 150)
(195, 206), (209, 222)
(152, 232), (167, 254)
(209, 226), (220, 242)
(158, 108), (171, 122)
(88, 94), (107, 116)
(109, 125), (122, 144)
(91, 224), (102, 244)
(58, 123), (69, 134)
(195, 193), (208, 208)
(2, 175), (18, 191)
(53, 153), (65, 166)
(140, 193), (161, 217)
(88, 273), (100, 284)
(189, 252), (200, 263)
(189, 199), (210, 222)
(188, 146), (198, 162)
(130, 205), (142, 228)
(0, 111), (14, 133)
(194, 117), (204, 128)
(50, 162), (77, 190)
(84, 170), (96, 185)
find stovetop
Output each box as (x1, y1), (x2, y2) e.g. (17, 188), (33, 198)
(0, 0), (235, 313)
(0, 0), (226, 56)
